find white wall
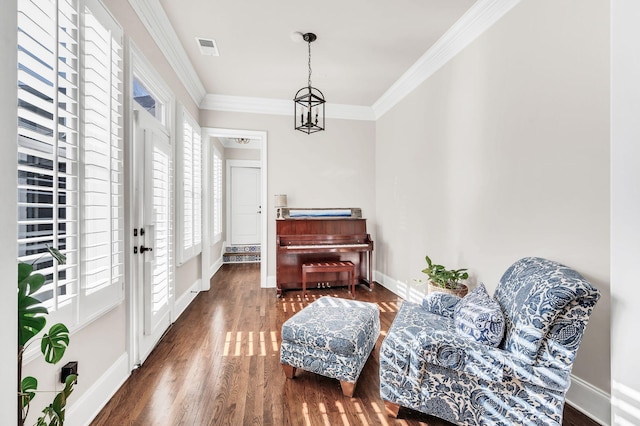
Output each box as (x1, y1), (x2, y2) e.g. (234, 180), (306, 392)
(611, 2), (640, 424)
(226, 146), (260, 161)
(376, 0), (610, 416)
(200, 111), (377, 281)
(1, 3), (18, 424)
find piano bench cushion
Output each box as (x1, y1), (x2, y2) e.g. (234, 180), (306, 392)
(280, 296), (380, 383)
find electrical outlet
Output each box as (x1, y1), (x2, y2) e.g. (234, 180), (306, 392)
(61, 361), (78, 384)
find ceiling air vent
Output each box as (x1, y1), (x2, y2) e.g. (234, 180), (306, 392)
(196, 37), (219, 56)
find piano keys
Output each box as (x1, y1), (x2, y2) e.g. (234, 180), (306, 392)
(276, 207), (374, 297)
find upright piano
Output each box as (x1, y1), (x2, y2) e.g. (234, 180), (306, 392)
(276, 208), (374, 297)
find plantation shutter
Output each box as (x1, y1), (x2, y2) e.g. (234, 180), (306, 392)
(178, 109), (202, 262)
(144, 130), (172, 334)
(212, 148), (223, 242)
(80, 0), (124, 321)
(182, 117), (194, 255)
(17, 0), (80, 319)
(192, 130), (202, 249)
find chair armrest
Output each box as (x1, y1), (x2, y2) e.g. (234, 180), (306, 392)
(413, 328), (505, 381)
(421, 292), (462, 318)
(412, 329), (571, 392)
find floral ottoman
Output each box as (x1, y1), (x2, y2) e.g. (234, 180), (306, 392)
(280, 296), (380, 397)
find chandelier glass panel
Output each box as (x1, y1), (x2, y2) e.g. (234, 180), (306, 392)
(294, 33), (325, 134)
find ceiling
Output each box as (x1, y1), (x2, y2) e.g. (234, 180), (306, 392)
(157, 0), (477, 108)
(218, 137), (260, 149)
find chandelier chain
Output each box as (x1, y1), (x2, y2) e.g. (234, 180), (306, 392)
(308, 40), (312, 88)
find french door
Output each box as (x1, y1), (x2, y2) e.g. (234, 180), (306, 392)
(132, 107), (173, 365)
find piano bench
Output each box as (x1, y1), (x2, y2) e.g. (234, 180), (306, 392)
(302, 261), (356, 299)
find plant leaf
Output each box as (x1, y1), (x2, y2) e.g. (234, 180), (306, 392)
(41, 323), (70, 364)
(20, 376), (38, 409)
(18, 293), (48, 347)
(18, 262), (33, 283)
(46, 246), (67, 265)
(18, 266), (46, 297)
(39, 374), (75, 426)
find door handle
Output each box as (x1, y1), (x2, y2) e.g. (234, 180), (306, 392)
(140, 245), (153, 253)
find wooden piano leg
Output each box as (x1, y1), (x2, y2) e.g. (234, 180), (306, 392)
(350, 268), (355, 299)
(368, 250), (374, 291)
(302, 268), (307, 299)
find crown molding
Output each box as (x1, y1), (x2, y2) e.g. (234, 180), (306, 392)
(372, 0), (522, 119)
(128, 0), (519, 122)
(200, 94), (376, 121)
(128, 0), (207, 105)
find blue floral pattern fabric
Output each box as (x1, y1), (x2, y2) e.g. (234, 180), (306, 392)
(422, 292), (461, 318)
(453, 283), (505, 347)
(280, 296), (380, 383)
(379, 257), (600, 426)
(494, 257), (600, 365)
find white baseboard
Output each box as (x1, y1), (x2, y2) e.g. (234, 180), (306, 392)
(376, 268), (611, 426)
(67, 352), (129, 426)
(374, 270), (426, 304)
(174, 279), (201, 321)
(266, 274), (277, 288)
(566, 375), (611, 425)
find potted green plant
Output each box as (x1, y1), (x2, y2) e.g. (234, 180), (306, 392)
(18, 247), (76, 426)
(421, 255), (469, 297)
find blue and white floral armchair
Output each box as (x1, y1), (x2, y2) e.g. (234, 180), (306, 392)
(379, 257), (600, 425)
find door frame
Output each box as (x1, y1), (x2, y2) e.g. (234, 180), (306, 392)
(136, 111), (174, 363)
(125, 41), (175, 371)
(201, 128), (268, 289)
(226, 160), (261, 246)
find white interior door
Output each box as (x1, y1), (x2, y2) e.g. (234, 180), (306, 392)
(230, 164), (261, 245)
(133, 108), (173, 365)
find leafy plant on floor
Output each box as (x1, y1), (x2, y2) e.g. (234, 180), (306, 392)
(18, 247), (77, 426)
(421, 255), (469, 289)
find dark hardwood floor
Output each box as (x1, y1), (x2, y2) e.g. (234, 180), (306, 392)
(91, 263), (600, 425)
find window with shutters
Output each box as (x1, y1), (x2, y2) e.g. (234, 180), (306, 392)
(80, 0), (124, 322)
(17, 0), (124, 328)
(177, 108), (202, 263)
(212, 148), (223, 243)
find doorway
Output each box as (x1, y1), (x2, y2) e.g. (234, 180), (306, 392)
(201, 128), (268, 288)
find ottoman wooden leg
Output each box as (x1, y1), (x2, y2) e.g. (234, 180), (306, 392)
(340, 380), (356, 397)
(384, 401), (401, 418)
(282, 364), (296, 379)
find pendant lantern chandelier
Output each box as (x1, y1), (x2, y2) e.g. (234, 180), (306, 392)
(294, 33), (325, 134)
